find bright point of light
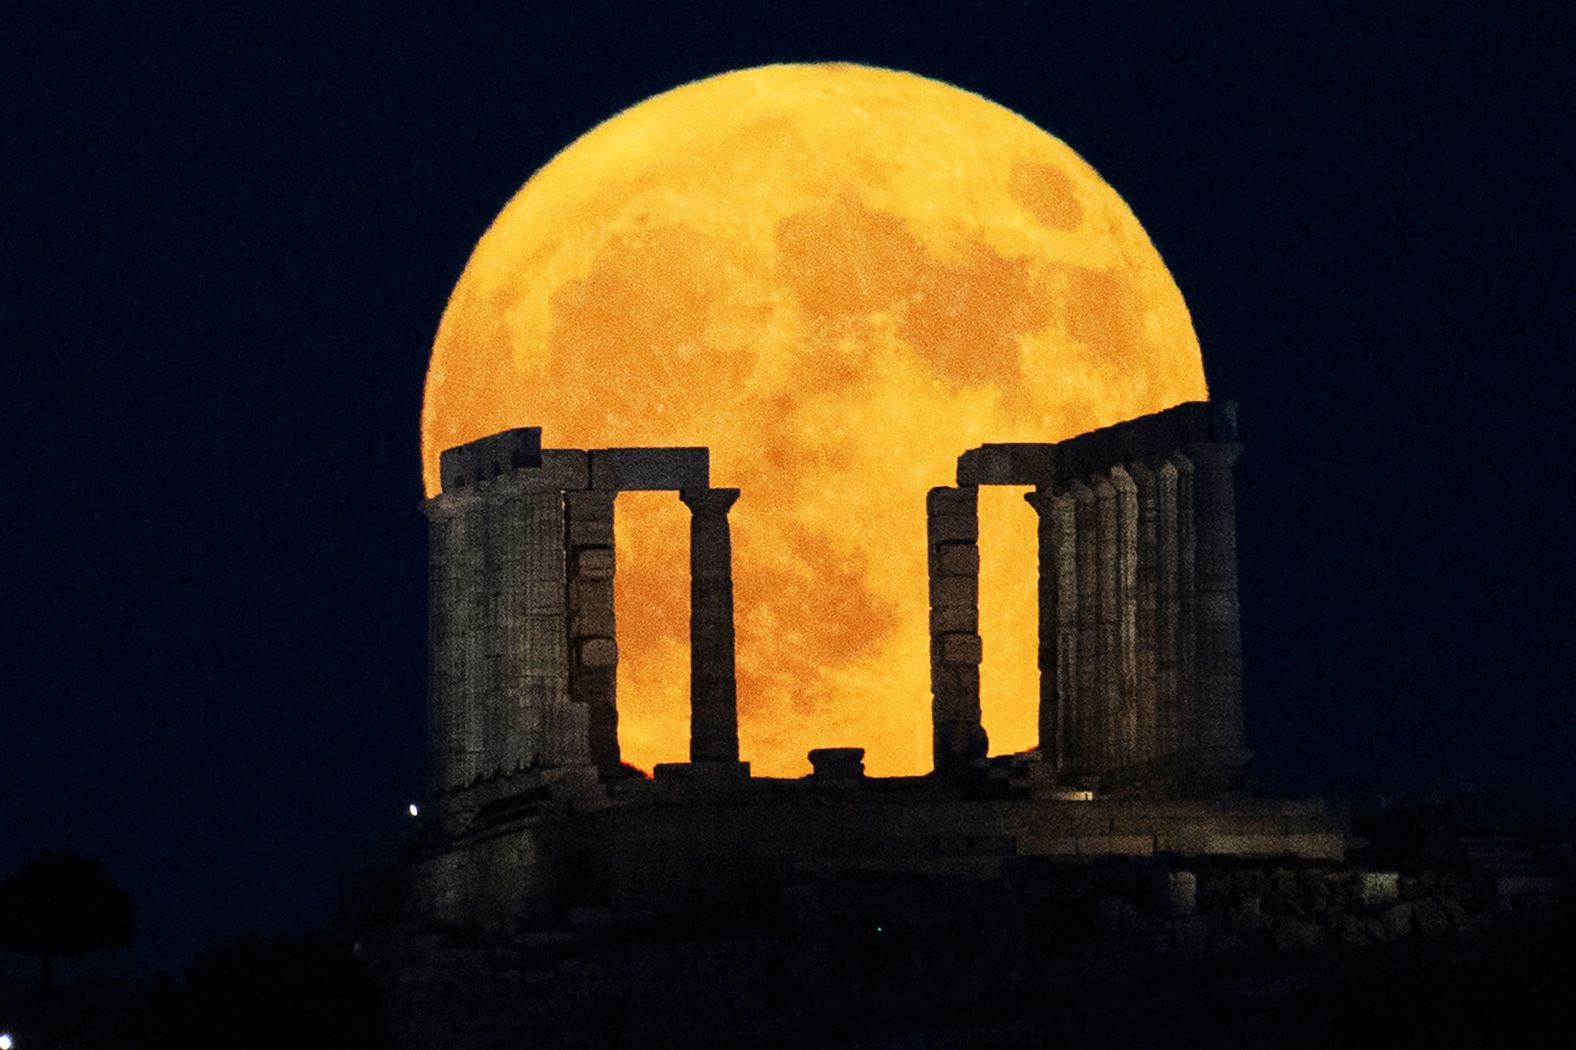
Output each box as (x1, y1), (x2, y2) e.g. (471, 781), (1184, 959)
(407, 803), (420, 817)
(1, 1031), (16, 1049)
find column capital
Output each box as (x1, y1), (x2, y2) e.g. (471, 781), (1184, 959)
(1023, 486), (1057, 515)
(680, 487), (740, 516)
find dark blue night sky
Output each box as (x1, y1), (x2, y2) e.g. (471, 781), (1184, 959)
(3, 1), (1572, 975)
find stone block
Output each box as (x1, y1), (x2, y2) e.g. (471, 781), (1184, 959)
(1017, 834), (1079, 856)
(590, 447), (709, 491)
(929, 604), (978, 633)
(930, 542), (979, 576)
(1077, 834), (1155, 856)
(927, 513), (979, 544)
(510, 449), (589, 492)
(573, 548), (615, 579)
(936, 632), (982, 665)
(1359, 871), (1399, 905)
(570, 604), (615, 638)
(807, 748), (865, 778)
(929, 575), (978, 608)
(577, 638), (618, 668)
(566, 515), (614, 547)
(926, 487), (977, 516)
(955, 443), (1056, 486)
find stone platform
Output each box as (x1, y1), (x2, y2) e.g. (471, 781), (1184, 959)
(402, 770), (1344, 927)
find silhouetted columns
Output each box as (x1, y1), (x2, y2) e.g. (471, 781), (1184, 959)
(680, 487), (741, 764)
(1024, 486), (1072, 773)
(1170, 453), (1198, 751)
(927, 486), (986, 775)
(1153, 459), (1183, 755)
(1111, 466), (1140, 767)
(1071, 481), (1101, 775)
(1129, 461), (1161, 764)
(1093, 476), (1122, 772)
(1187, 442), (1246, 758)
(425, 501), (466, 796)
(565, 489), (618, 772)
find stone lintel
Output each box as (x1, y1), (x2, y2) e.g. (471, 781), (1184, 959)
(956, 443), (1056, 486)
(591, 447), (710, 491)
(1052, 400), (1238, 487)
(438, 427), (543, 492)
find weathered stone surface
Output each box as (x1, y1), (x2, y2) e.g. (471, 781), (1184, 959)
(681, 487), (741, 765)
(590, 447), (709, 491)
(936, 632), (982, 665)
(578, 638), (618, 668)
(574, 548), (614, 579)
(439, 427), (543, 492)
(926, 513), (979, 544)
(929, 574), (978, 608)
(931, 542), (979, 576)
(955, 443), (1055, 486)
(928, 604), (978, 634)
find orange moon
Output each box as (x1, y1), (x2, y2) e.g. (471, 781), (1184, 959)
(422, 63), (1207, 777)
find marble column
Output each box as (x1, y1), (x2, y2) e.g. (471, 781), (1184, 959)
(927, 485), (986, 775)
(1111, 466), (1140, 768)
(1024, 486), (1069, 772)
(1170, 452), (1198, 752)
(1070, 481), (1101, 775)
(1187, 442), (1246, 757)
(1153, 459), (1182, 756)
(565, 489), (618, 771)
(681, 487), (742, 764)
(425, 499), (465, 798)
(1129, 461), (1161, 765)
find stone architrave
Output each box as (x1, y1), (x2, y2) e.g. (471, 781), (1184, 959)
(927, 485), (985, 774)
(1187, 442), (1246, 756)
(1110, 466), (1140, 768)
(680, 487), (742, 764)
(1070, 481), (1101, 775)
(565, 489), (618, 772)
(1153, 459), (1182, 756)
(1128, 461), (1161, 765)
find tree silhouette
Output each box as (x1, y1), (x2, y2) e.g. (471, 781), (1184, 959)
(0, 851), (135, 990)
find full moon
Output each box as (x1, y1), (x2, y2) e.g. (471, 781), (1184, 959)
(422, 63), (1207, 777)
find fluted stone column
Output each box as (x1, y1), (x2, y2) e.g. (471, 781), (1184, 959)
(1129, 461), (1161, 765)
(425, 500), (465, 797)
(1111, 466), (1140, 768)
(1024, 486), (1071, 772)
(1071, 481), (1100, 774)
(1170, 453), (1198, 752)
(927, 485), (986, 775)
(1093, 476), (1121, 772)
(1154, 459), (1182, 756)
(681, 487), (741, 764)
(1187, 442), (1246, 759)
(565, 489), (618, 772)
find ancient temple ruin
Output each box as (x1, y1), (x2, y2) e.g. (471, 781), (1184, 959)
(930, 399), (1248, 796)
(407, 400), (1343, 925)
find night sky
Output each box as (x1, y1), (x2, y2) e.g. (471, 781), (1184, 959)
(3, 2), (1571, 976)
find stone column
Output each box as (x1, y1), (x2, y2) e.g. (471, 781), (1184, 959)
(565, 490), (618, 771)
(1093, 476), (1121, 772)
(1170, 453), (1198, 752)
(1187, 442), (1246, 760)
(1153, 459), (1182, 756)
(927, 485), (986, 775)
(1071, 481), (1100, 775)
(680, 487), (742, 764)
(425, 499), (465, 800)
(1024, 486), (1068, 772)
(1111, 466), (1140, 768)
(1129, 461), (1161, 765)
